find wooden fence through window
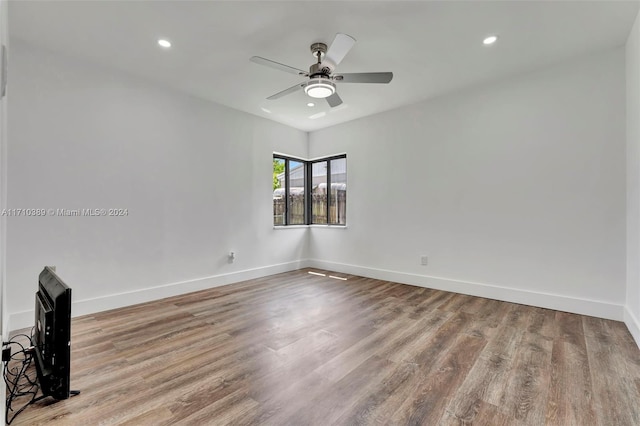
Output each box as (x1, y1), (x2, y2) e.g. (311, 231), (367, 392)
(273, 191), (346, 225)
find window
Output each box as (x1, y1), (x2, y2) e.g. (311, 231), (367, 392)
(311, 161), (327, 224)
(273, 158), (286, 225)
(273, 154), (346, 226)
(273, 156), (306, 226)
(329, 157), (347, 225)
(309, 156), (347, 225)
(288, 159), (306, 225)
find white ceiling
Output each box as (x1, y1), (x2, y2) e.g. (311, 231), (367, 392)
(9, 1), (640, 132)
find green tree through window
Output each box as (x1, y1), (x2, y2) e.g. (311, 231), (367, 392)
(273, 159), (285, 190)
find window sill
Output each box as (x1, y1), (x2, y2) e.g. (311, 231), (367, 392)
(273, 225), (309, 230)
(273, 225), (348, 230)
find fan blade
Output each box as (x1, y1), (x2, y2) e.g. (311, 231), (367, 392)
(323, 33), (356, 71)
(266, 82), (305, 100)
(326, 92), (343, 108)
(335, 72), (393, 84)
(250, 56), (308, 76)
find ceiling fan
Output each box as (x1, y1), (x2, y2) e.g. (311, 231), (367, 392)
(250, 33), (393, 108)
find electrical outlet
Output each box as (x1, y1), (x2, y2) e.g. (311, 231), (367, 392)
(420, 255), (428, 266)
(2, 347), (11, 362)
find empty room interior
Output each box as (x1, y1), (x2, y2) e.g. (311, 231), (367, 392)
(2, 0), (640, 425)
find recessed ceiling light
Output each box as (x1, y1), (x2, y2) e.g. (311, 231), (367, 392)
(307, 102), (315, 107)
(158, 39), (171, 48)
(261, 107), (271, 114)
(483, 35), (498, 45)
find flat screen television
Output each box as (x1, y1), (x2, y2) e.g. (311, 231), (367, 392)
(33, 266), (76, 400)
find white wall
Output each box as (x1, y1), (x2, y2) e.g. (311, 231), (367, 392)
(0, 0), (7, 422)
(6, 41), (308, 330)
(0, 0), (7, 337)
(626, 10), (640, 347)
(309, 48), (627, 320)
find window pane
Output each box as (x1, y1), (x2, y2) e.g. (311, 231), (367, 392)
(288, 160), (305, 225)
(330, 158), (347, 225)
(273, 158), (285, 225)
(312, 161), (328, 224)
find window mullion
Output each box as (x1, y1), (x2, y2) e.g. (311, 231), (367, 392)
(305, 161), (311, 225)
(326, 160), (331, 224)
(284, 159), (290, 225)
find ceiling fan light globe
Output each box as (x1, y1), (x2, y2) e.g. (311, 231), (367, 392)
(304, 79), (336, 99)
(307, 86), (334, 98)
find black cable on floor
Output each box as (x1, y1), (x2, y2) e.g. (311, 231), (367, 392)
(3, 329), (41, 425)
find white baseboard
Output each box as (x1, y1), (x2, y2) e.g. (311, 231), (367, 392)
(624, 306), (640, 349)
(308, 259), (625, 321)
(8, 259), (309, 332)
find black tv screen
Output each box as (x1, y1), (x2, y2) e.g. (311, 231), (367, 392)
(33, 266), (72, 400)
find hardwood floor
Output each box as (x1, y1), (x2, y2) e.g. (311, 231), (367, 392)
(8, 269), (640, 425)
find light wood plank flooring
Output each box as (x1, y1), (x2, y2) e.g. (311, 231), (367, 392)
(8, 269), (640, 425)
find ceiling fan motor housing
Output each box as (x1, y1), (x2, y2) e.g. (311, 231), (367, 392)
(309, 62), (332, 77)
(310, 43), (333, 75)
